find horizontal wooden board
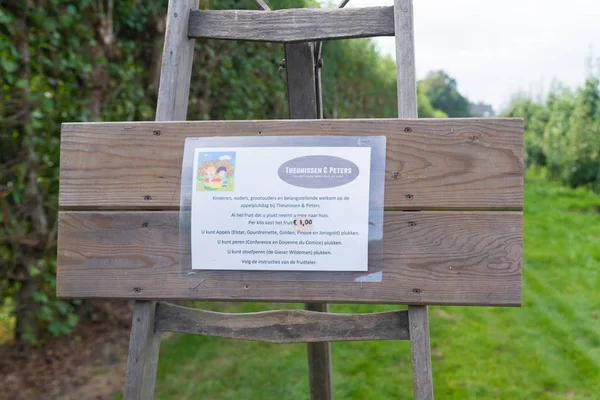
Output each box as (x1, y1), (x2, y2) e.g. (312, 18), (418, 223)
(56, 211), (522, 305)
(187, 7), (395, 42)
(59, 119), (524, 211)
(154, 303), (409, 342)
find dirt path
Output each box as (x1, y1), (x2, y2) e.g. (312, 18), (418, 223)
(0, 301), (132, 400)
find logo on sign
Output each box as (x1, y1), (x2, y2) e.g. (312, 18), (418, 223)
(277, 155), (359, 188)
(196, 151), (236, 192)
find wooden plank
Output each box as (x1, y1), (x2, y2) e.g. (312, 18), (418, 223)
(408, 305), (434, 400)
(125, 1), (197, 397)
(155, 0), (198, 121)
(285, 42), (318, 119)
(56, 211), (522, 304)
(154, 303), (409, 343)
(305, 303), (332, 400)
(314, 43), (324, 119)
(187, 7), (394, 43)
(394, 1), (434, 398)
(123, 301), (162, 400)
(394, 0), (417, 119)
(58, 119), (524, 211)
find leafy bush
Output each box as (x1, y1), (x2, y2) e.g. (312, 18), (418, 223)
(1, 0), (163, 344)
(542, 87), (575, 178)
(504, 93), (550, 168)
(503, 66), (600, 191)
(0, 1), (446, 344)
(562, 76), (600, 190)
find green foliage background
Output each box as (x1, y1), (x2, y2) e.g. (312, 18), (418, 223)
(0, 0), (445, 343)
(503, 63), (600, 191)
(419, 70), (471, 117)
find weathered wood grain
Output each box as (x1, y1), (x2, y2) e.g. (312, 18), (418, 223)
(124, 301), (162, 400)
(395, 0), (417, 120)
(305, 302), (332, 400)
(313, 42), (324, 119)
(155, 0), (198, 121)
(408, 305), (434, 400)
(58, 119), (523, 211)
(125, 1), (198, 397)
(56, 211), (522, 304)
(154, 303), (409, 343)
(187, 7), (394, 42)
(285, 42), (318, 119)
(395, 1), (434, 397)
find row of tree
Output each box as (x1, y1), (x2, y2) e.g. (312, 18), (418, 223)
(503, 65), (600, 191)
(419, 70), (472, 117)
(0, 0), (463, 344)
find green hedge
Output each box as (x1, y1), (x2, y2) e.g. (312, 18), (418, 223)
(0, 0), (444, 344)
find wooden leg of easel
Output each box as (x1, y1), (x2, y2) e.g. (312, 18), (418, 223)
(408, 305), (434, 400)
(124, 301), (162, 400)
(305, 303), (333, 400)
(123, 0), (196, 396)
(284, 40), (333, 400)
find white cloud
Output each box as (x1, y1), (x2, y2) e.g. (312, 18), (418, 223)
(321, 0), (600, 112)
(219, 155), (232, 160)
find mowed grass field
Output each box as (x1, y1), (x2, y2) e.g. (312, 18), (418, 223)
(132, 171), (600, 399)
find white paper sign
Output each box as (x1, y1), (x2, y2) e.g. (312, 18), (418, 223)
(191, 147), (371, 271)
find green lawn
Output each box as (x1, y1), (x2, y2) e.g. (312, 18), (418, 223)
(145, 170), (600, 399)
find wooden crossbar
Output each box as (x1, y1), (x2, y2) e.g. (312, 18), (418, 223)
(58, 119), (524, 211)
(56, 211), (522, 304)
(154, 303), (410, 342)
(187, 7), (394, 42)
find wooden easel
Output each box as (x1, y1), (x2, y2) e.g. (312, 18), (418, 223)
(145, 1), (430, 398)
(56, 1), (524, 399)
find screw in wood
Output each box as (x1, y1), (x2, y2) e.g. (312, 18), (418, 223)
(141, 222), (149, 228)
(153, 130), (161, 136)
(412, 288), (421, 294)
(408, 221), (417, 227)
(404, 127), (412, 133)
(405, 194), (414, 200)
(144, 195), (152, 201)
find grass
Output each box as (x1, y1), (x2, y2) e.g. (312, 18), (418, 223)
(0, 297), (15, 343)
(196, 177), (235, 192)
(133, 170), (600, 399)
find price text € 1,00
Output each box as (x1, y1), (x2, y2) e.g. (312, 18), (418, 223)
(293, 218), (314, 231)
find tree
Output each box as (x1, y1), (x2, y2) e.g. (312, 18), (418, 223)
(542, 87), (575, 178)
(504, 92), (551, 168)
(417, 87), (447, 118)
(563, 76), (600, 189)
(501, 64), (600, 191)
(419, 70), (471, 117)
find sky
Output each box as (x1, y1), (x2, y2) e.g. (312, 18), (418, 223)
(320, 0), (600, 113)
